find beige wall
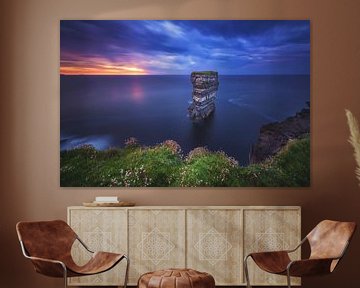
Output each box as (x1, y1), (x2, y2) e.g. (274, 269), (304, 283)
(1, 0), (360, 287)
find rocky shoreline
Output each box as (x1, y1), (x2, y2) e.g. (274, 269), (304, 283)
(249, 104), (310, 164)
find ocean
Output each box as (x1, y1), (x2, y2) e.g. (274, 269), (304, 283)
(60, 75), (310, 166)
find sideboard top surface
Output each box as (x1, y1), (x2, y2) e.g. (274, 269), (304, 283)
(68, 205), (301, 210)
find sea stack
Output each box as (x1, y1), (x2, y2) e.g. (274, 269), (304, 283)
(188, 71), (219, 120)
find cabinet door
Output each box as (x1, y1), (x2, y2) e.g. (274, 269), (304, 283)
(128, 209), (186, 284)
(243, 209), (301, 286)
(68, 208), (127, 286)
(187, 209), (243, 285)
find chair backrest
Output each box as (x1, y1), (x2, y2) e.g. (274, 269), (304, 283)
(307, 220), (356, 261)
(16, 220), (77, 261)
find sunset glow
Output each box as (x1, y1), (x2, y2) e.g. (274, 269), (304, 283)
(60, 65), (147, 75)
(60, 20), (310, 75)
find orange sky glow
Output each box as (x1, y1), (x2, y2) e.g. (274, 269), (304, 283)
(60, 65), (148, 75)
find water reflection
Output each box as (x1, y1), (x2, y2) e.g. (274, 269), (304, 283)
(130, 77), (144, 103)
(189, 112), (216, 149)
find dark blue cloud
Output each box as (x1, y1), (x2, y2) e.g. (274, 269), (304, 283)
(176, 20), (302, 39)
(60, 20), (310, 75)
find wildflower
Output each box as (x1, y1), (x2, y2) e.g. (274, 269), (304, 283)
(186, 147), (209, 162)
(124, 137), (139, 147)
(162, 140), (182, 155)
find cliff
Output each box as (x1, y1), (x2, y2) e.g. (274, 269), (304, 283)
(188, 71), (219, 120)
(249, 105), (310, 164)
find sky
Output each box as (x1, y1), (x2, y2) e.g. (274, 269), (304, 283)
(60, 20), (310, 75)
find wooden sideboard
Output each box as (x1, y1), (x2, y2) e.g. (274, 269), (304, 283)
(67, 206), (301, 286)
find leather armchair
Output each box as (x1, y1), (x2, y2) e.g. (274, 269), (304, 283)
(16, 220), (129, 288)
(244, 220), (356, 288)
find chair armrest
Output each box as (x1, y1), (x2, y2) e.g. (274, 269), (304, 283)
(287, 258), (336, 277)
(285, 237), (307, 253)
(76, 236), (94, 253)
(247, 250), (290, 259)
(25, 255), (67, 278)
(245, 237), (306, 259)
(19, 240), (67, 277)
(26, 255), (65, 265)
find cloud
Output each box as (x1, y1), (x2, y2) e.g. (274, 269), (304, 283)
(144, 21), (185, 38)
(60, 20), (310, 75)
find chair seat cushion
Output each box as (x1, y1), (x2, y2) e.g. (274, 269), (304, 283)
(138, 268), (215, 288)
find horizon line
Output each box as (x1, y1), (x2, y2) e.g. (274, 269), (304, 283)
(60, 73), (310, 76)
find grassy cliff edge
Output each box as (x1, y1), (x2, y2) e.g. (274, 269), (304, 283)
(60, 136), (310, 187)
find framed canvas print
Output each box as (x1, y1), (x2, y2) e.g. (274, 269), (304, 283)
(60, 20), (310, 187)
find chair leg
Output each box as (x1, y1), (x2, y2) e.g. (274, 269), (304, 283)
(244, 255), (252, 288)
(123, 255), (130, 288)
(286, 269), (291, 288)
(62, 264), (68, 288)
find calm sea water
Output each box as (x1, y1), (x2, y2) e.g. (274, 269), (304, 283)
(60, 75), (310, 165)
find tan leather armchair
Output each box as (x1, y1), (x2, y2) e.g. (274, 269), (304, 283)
(244, 220), (356, 288)
(16, 220), (129, 288)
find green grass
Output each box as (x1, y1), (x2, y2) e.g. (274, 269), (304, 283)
(236, 136), (310, 187)
(60, 136), (310, 187)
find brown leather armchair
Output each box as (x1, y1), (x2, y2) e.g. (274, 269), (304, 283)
(16, 220), (129, 288)
(244, 220), (356, 288)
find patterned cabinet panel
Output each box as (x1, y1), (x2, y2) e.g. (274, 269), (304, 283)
(187, 209), (243, 285)
(68, 208), (127, 286)
(67, 206), (300, 286)
(128, 209), (186, 284)
(243, 209), (301, 286)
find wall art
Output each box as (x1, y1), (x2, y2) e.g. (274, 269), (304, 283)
(60, 20), (310, 187)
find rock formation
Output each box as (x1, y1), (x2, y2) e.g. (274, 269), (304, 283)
(188, 71), (219, 120)
(249, 104), (310, 164)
